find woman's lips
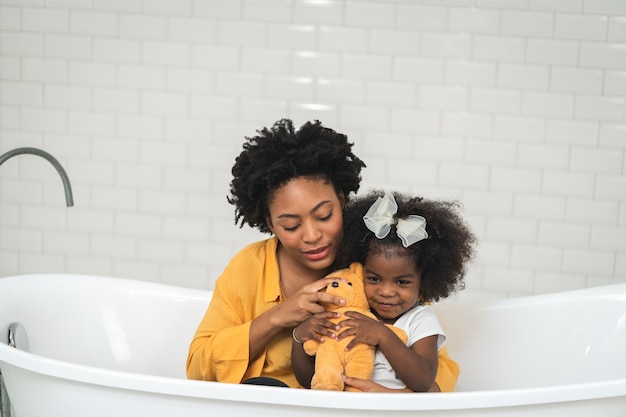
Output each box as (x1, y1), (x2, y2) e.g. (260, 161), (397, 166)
(303, 245), (330, 261)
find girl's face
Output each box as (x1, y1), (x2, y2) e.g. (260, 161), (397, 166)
(363, 250), (421, 324)
(266, 177), (344, 275)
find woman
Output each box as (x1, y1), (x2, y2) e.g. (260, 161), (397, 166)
(186, 119), (459, 390)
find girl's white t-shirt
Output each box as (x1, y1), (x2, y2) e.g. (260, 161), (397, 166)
(371, 304), (446, 389)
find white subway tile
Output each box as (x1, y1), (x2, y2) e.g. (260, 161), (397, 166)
(23, 58), (68, 83)
(0, 106), (19, 129)
(546, 119), (599, 146)
(192, 44), (239, 69)
(92, 137), (139, 162)
(501, 10), (553, 37)
(94, 0), (142, 12)
(167, 68), (214, 94)
(193, 0), (241, 18)
(394, 57), (444, 83)
(419, 85), (468, 110)
(162, 265), (209, 289)
(595, 175), (626, 199)
(21, 108), (66, 132)
(476, 241), (511, 267)
(390, 108), (440, 134)
(163, 167), (211, 192)
(191, 95), (238, 119)
(341, 104), (387, 129)
(93, 38), (141, 63)
(70, 62), (116, 86)
(139, 142), (187, 166)
(538, 221), (590, 247)
(447, 60), (497, 87)
(551, 67), (603, 94)
(0, 228), (42, 251)
(556, 14), (608, 41)
(22, 8), (68, 33)
(43, 231), (89, 255)
(138, 238), (185, 262)
(240, 98), (288, 124)
(511, 244), (562, 270)
(120, 14), (168, 39)
(342, 53), (391, 79)
(68, 209), (114, 233)
(571, 147), (623, 173)
(518, 143), (569, 169)
(442, 111), (492, 137)
(575, 95), (626, 121)
(499, 63), (550, 90)
(543, 171), (595, 197)
(142, 91), (188, 116)
(367, 81), (416, 106)
(514, 194), (566, 220)
(164, 118), (213, 142)
(470, 88), (520, 114)
(522, 92), (574, 118)
(118, 65), (165, 89)
(0, 33), (43, 56)
(115, 213), (161, 237)
(494, 116), (544, 142)
(45, 34), (91, 59)
(609, 16), (626, 42)
(370, 29), (420, 55)
(1, 81), (43, 105)
(387, 158), (438, 185)
(584, 0), (626, 15)
(93, 88), (140, 113)
(268, 24), (316, 49)
(346, 1), (394, 28)
(143, 41), (191, 67)
(67, 257), (113, 276)
(143, 0), (192, 16)
(69, 160), (114, 185)
(163, 216), (210, 240)
(414, 136), (465, 161)
(293, 0), (343, 25)
(605, 70), (626, 95)
(243, 0), (292, 22)
(290, 102), (338, 127)
(168, 17), (216, 43)
(0, 56), (19, 80)
(490, 166), (542, 192)
(449, 7), (500, 34)
(474, 35), (525, 62)
(216, 72), (264, 96)
(44, 85), (91, 109)
(91, 186), (138, 210)
(116, 164), (161, 188)
(139, 190), (186, 214)
(241, 47), (290, 73)
(526, 39), (579, 65)
(320, 26), (368, 52)
(422, 32), (472, 59)
(92, 235), (137, 258)
(440, 161), (490, 188)
(70, 11), (117, 36)
(529, 0), (583, 13)
(363, 132), (413, 157)
(487, 217), (537, 243)
(563, 249), (614, 275)
(534, 272), (587, 295)
(21, 206), (66, 229)
(482, 267), (534, 294)
(566, 198), (619, 225)
(68, 111), (115, 135)
(19, 253), (64, 274)
(599, 123), (626, 148)
(397, 4), (448, 31)
(0, 6), (21, 30)
(217, 20), (265, 46)
(467, 137), (518, 165)
(580, 42), (626, 69)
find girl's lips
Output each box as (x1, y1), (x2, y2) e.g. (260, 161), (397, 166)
(303, 245), (331, 261)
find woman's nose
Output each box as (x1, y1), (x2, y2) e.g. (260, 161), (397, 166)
(302, 220), (322, 243)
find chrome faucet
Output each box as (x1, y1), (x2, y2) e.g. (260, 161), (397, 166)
(0, 147), (74, 206)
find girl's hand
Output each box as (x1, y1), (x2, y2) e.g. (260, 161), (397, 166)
(342, 376), (412, 393)
(336, 310), (390, 350)
(293, 311), (341, 344)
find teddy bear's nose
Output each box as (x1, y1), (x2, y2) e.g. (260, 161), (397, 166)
(332, 282), (339, 288)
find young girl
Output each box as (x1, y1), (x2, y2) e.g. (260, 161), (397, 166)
(292, 190), (476, 392)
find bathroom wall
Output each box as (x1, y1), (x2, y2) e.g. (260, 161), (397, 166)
(1, 0), (625, 300)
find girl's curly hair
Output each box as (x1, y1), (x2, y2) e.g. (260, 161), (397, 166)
(336, 190), (477, 302)
(228, 119), (366, 234)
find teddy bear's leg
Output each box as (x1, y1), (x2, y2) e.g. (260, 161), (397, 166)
(310, 350), (345, 391)
(343, 345), (375, 392)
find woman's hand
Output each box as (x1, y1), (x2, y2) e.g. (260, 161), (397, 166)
(274, 277), (346, 329)
(342, 376), (412, 393)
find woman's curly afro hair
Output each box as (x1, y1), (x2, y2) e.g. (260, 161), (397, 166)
(336, 190), (477, 302)
(228, 119), (366, 234)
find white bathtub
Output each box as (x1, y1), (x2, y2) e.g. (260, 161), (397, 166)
(0, 274), (624, 417)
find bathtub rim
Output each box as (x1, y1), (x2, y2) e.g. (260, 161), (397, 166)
(1, 274), (626, 412)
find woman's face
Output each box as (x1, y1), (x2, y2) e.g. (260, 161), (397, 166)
(266, 177), (344, 274)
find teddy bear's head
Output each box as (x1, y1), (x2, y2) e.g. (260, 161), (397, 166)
(322, 262), (369, 312)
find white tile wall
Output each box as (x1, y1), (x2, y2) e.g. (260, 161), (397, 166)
(1, 0), (625, 300)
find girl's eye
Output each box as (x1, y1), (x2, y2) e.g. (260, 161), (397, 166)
(365, 276), (379, 283)
(397, 280), (411, 286)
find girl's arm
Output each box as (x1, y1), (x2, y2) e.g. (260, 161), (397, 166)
(339, 311), (438, 392)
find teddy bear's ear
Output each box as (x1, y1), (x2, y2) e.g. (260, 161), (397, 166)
(349, 262), (363, 278)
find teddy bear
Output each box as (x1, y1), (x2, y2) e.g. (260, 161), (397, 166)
(303, 262), (408, 391)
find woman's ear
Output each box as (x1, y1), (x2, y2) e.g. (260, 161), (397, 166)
(338, 191), (346, 209)
(266, 216), (275, 234)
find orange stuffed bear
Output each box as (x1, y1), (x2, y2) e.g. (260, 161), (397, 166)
(303, 262), (408, 391)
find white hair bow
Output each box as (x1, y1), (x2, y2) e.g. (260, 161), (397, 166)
(363, 191), (428, 248)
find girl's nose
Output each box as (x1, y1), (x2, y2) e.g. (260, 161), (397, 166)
(378, 282), (395, 297)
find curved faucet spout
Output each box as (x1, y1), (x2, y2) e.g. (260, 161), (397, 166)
(0, 147), (74, 207)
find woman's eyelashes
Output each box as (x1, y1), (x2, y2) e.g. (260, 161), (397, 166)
(281, 212), (333, 232)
